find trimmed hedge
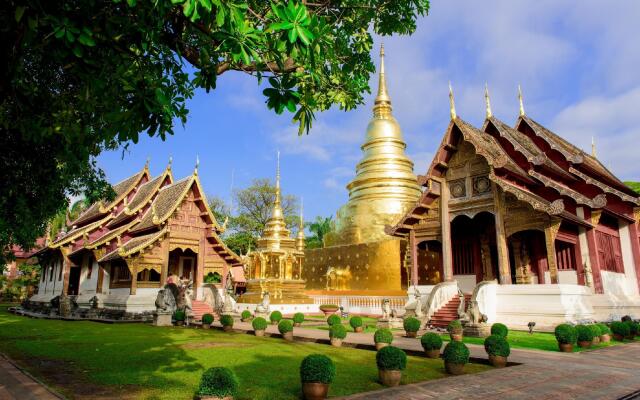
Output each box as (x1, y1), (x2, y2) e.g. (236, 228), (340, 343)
(447, 319), (462, 333)
(196, 367), (239, 398)
(293, 312), (305, 324)
(329, 324), (347, 339)
(201, 313), (214, 325)
(241, 310), (252, 320)
(403, 317), (421, 333)
(270, 311), (283, 323)
(588, 324), (601, 339)
(443, 341), (470, 364)
(327, 314), (341, 326)
(491, 323), (508, 338)
(554, 324), (577, 344)
(300, 354), (336, 384)
(319, 304), (339, 311)
(576, 325), (594, 342)
(625, 320), (639, 337)
(484, 334), (510, 357)
(597, 323), (611, 336)
(349, 316), (363, 329)
(376, 346), (407, 371)
(374, 328), (394, 344)
(252, 317), (267, 331)
(220, 315), (234, 328)
(611, 321), (631, 338)
(278, 320), (293, 334)
(420, 332), (443, 351)
(174, 310), (186, 321)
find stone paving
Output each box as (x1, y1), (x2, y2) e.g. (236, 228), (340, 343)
(0, 355), (61, 400)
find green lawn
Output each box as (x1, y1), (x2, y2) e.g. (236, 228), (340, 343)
(439, 330), (624, 352)
(0, 306), (491, 399)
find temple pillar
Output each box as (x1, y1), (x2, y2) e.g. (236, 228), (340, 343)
(439, 179), (454, 281)
(576, 207), (594, 289)
(492, 184), (511, 284)
(410, 229), (418, 286)
(96, 265), (105, 294)
(196, 236), (205, 299)
(130, 261), (138, 295)
(544, 218), (561, 284)
(585, 210), (604, 293)
(161, 240), (169, 285)
(61, 247), (72, 295)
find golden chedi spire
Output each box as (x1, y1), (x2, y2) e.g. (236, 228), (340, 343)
(257, 151), (294, 251)
(296, 198), (305, 251)
(331, 43), (422, 245)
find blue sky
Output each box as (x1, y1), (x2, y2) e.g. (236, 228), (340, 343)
(97, 0), (640, 222)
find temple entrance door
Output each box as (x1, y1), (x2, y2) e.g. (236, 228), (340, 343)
(507, 230), (547, 284)
(68, 266), (81, 295)
(451, 212), (497, 290)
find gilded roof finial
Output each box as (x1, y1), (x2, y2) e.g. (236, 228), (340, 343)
(275, 150), (281, 206)
(518, 84), (525, 116)
(373, 42), (392, 117)
(145, 156), (150, 170)
(168, 156), (173, 170)
(484, 83), (493, 118)
(449, 81), (457, 120)
(591, 136), (597, 158)
(195, 155), (200, 175)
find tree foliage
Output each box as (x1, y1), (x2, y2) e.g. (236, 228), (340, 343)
(306, 216), (334, 249)
(1, 0), (429, 262)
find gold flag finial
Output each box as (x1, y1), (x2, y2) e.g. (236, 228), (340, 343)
(145, 156), (150, 170)
(195, 155), (200, 175)
(275, 151), (281, 206)
(449, 81), (457, 120)
(485, 83), (493, 118)
(518, 84), (525, 116)
(591, 136), (597, 158)
(373, 41), (392, 116)
(168, 156), (173, 170)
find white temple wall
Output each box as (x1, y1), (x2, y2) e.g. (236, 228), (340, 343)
(78, 258), (99, 295)
(618, 221), (639, 296)
(453, 275), (476, 293)
(601, 271), (636, 297)
(557, 270), (578, 285)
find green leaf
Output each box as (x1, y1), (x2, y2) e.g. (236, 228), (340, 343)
(126, 0), (136, 6)
(297, 26), (313, 45)
(78, 33), (96, 47)
(183, 0), (195, 17)
(14, 6), (26, 22)
(155, 88), (169, 105)
(216, 7), (225, 26)
(200, 0), (212, 12)
(270, 21), (293, 31)
(288, 28), (298, 43)
(72, 45), (83, 58)
(66, 30), (75, 43)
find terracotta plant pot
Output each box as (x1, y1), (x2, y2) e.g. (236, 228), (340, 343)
(202, 323), (210, 330)
(302, 382), (329, 400)
(283, 331), (294, 341)
(425, 349), (440, 359)
(558, 343), (573, 352)
(254, 329), (265, 337)
(613, 334), (625, 341)
(223, 325), (233, 332)
(354, 326), (364, 333)
(600, 334), (611, 343)
(488, 355), (508, 368)
(375, 342), (389, 351)
(294, 322), (301, 327)
(330, 338), (342, 347)
(378, 369), (402, 387)
(321, 308), (339, 317)
(176, 321), (184, 326)
(272, 321), (279, 325)
(577, 340), (592, 348)
(592, 336), (600, 345)
(450, 332), (463, 342)
(405, 331), (417, 338)
(445, 362), (465, 375)
(241, 318), (250, 323)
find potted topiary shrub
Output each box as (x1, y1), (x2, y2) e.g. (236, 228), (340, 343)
(484, 334), (510, 367)
(349, 316), (364, 333)
(174, 310), (186, 326)
(300, 354), (335, 400)
(240, 310), (252, 322)
(554, 323), (577, 352)
(252, 317), (268, 337)
(220, 315), (234, 332)
(403, 317), (421, 338)
(447, 319), (463, 342)
(278, 320), (294, 341)
(611, 321), (630, 341)
(374, 328), (394, 351)
(589, 324), (601, 345)
(293, 312), (305, 327)
(375, 346), (407, 387)
(420, 332), (443, 358)
(597, 323), (611, 343)
(442, 341), (470, 375)
(202, 313), (214, 329)
(195, 367), (239, 400)
(625, 320), (639, 339)
(327, 314), (341, 327)
(270, 311), (283, 325)
(491, 322), (508, 338)
(319, 304), (339, 317)
(576, 324), (594, 348)
(329, 324), (347, 347)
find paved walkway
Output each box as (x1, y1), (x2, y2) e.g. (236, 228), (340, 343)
(232, 321), (640, 400)
(0, 355), (61, 400)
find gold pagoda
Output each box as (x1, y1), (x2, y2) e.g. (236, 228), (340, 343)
(238, 154), (313, 304)
(304, 45), (422, 292)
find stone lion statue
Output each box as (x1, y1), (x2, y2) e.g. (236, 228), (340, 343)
(256, 291), (270, 314)
(154, 288), (177, 313)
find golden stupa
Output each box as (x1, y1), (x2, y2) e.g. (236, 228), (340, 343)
(239, 153), (313, 304)
(304, 45), (422, 292)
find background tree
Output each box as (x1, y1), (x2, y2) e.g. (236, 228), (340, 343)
(1, 0), (429, 262)
(49, 199), (90, 239)
(306, 216), (334, 249)
(625, 181), (640, 194)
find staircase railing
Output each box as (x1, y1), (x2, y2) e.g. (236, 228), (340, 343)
(424, 281), (459, 320)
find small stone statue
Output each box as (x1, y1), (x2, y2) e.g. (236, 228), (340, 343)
(414, 290), (424, 318)
(154, 288), (177, 313)
(183, 281), (193, 316)
(89, 295), (99, 309)
(255, 291), (270, 315)
(381, 298), (391, 320)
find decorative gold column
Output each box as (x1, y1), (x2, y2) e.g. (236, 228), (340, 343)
(439, 178), (454, 281)
(129, 259), (138, 295)
(410, 229), (418, 286)
(544, 218), (562, 284)
(493, 184), (511, 284)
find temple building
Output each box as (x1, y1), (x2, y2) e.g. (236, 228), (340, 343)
(387, 85), (640, 329)
(237, 155), (314, 313)
(28, 160), (243, 317)
(304, 45), (422, 296)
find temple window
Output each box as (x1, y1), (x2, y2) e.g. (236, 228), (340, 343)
(110, 260), (132, 287)
(555, 241), (576, 271)
(453, 240), (475, 275)
(136, 268), (161, 283)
